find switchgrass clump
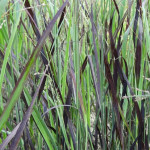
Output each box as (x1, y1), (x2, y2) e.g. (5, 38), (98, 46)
(0, 0), (150, 149)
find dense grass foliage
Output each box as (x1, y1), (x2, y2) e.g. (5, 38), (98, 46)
(0, 0), (150, 149)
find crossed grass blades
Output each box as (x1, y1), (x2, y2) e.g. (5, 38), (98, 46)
(0, 0), (150, 149)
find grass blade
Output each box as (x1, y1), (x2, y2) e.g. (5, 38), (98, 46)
(0, 2), (23, 103)
(9, 67), (48, 150)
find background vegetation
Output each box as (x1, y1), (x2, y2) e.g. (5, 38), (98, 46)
(0, 0), (150, 149)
